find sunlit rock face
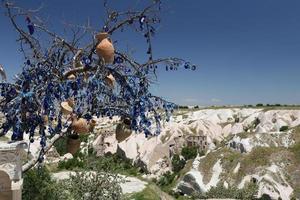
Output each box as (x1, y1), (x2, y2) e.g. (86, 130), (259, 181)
(89, 108), (300, 199)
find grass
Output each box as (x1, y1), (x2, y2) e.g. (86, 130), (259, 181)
(198, 145), (286, 184)
(198, 150), (220, 184)
(125, 184), (164, 200)
(291, 126), (300, 144)
(0, 136), (9, 142)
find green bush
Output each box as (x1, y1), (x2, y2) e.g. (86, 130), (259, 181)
(171, 154), (186, 173)
(87, 153), (141, 176)
(157, 171), (176, 187)
(58, 151), (86, 170)
(58, 157), (85, 170)
(23, 167), (123, 200)
(53, 136), (67, 156)
(280, 126), (289, 132)
(193, 183), (258, 200)
(181, 146), (198, 160)
(22, 167), (66, 200)
(61, 171), (123, 200)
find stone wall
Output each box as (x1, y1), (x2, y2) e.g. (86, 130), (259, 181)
(0, 141), (27, 200)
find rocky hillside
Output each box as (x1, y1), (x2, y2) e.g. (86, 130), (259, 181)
(3, 108), (299, 199)
(95, 108), (300, 199)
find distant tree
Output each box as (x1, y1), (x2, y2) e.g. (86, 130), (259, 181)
(172, 154), (186, 173)
(0, 0), (195, 172)
(256, 103), (264, 107)
(181, 146), (198, 160)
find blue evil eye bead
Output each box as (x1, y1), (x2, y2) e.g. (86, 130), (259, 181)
(139, 16), (146, 24)
(184, 62), (190, 69)
(27, 24), (34, 35)
(26, 60), (31, 65)
(115, 56), (124, 64)
(84, 58), (91, 65)
(191, 65), (196, 70)
(103, 25), (109, 32)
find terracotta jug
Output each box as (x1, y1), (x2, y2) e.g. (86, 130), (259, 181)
(71, 117), (89, 135)
(67, 134), (81, 155)
(61, 101), (73, 115)
(96, 32), (115, 64)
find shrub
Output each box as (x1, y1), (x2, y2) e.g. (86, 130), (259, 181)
(181, 146), (198, 160)
(58, 157), (85, 170)
(193, 183), (258, 200)
(87, 153), (141, 176)
(53, 136), (68, 156)
(61, 171), (123, 200)
(171, 154), (186, 173)
(157, 171), (176, 187)
(280, 126), (289, 132)
(58, 151), (86, 170)
(22, 167), (66, 200)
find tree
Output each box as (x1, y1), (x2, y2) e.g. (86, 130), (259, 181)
(171, 154), (186, 173)
(23, 166), (124, 200)
(61, 171), (123, 200)
(23, 167), (65, 200)
(181, 146), (199, 160)
(0, 0), (196, 172)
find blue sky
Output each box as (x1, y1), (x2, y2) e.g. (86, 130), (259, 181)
(0, 0), (300, 106)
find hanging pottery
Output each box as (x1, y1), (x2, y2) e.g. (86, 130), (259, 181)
(71, 117), (89, 134)
(67, 134), (81, 155)
(104, 73), (115, 88)
(61, 101), (73, 115)
(115, 122), (132, 143)
(96, 32), (115, 64)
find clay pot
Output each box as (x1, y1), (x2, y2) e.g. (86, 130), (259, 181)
(123, 118), (131, 126)
(116, 123), (132, 143)
(96, 32), (115, 64)
(71, 118), (89, 135)
(104, 74), (115, 88)
(67, 134), (81, 155)
(61, 101), (73, 115)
